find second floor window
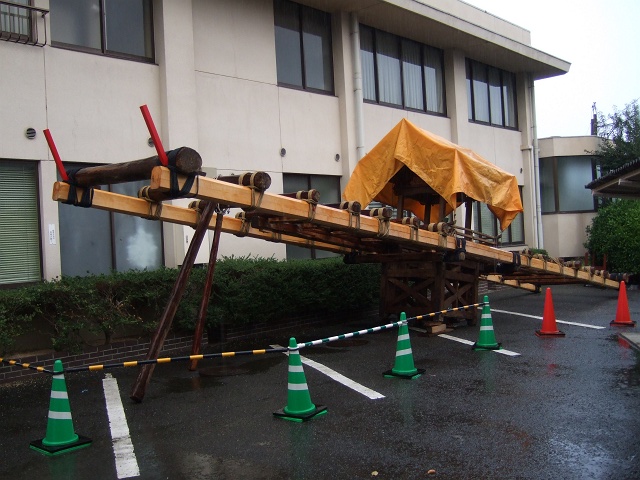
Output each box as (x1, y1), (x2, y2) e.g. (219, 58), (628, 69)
(50, 0), (153, 62)
(466, 59), (517, 129)
(0, 0), (30, 41)
(274, 0), (334, 93)
(360, 25), (445, 115)
(540, 156), (596, 213)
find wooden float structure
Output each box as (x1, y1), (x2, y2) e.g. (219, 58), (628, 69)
(47, 115), (623, 402)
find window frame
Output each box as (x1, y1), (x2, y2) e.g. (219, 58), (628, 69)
(360, 24), (446, 116)
(50, 0), (155, 64)
(539, 156), (597, 214)
(274, 0), (335, 95)
(57, 166), (165, 276)
(474, 187), (525, 247)
(466, 58), (518, 129)
(282, 173), (341, 260)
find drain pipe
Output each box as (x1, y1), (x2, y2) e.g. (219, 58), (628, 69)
(350, 12), (365, 161)
(530, 76), (544, 249)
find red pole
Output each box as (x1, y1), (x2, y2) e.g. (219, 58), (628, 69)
(139, 105), (169, 167)
(43, 129), (69, 181)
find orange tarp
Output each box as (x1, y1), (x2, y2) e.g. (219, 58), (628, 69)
(342, 119), (523, 230)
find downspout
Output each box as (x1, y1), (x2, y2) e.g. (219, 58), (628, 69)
(530, 76), (544, 249)
(350, 12), (365, 161)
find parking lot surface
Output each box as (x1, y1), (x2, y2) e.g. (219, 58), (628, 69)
(1, 284), (639, 479)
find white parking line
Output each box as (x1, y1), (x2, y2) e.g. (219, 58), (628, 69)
(270, 344), (385, 400)
(438, 334), (521, 356)
(103, 374), (140, 479)
(491, 308), (606, 329)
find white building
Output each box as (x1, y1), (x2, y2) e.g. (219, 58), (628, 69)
(0, 0), (570, 286)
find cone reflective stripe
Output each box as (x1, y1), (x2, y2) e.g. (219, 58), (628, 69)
(30, 360), (92, 456)
(473, 296), (501, 350)
(273, 337), (327, 422)
(611, 281), (636, 327)
(536, 288), (565, 337)
(384, 313), (425, 379)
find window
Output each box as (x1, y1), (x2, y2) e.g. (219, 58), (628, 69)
(58, 173), (163, 276)
(274, 0), (333, 93)
(474, 189), (525, 246)
(466, 59), (517, 128)
(50, 0), (154, 61)
(539, 156), (596, 214)
(0, 161), (41, 285)
(0, 0), (30, 42)
(282, 174), (340, 259)
(360, 25), (445, 115)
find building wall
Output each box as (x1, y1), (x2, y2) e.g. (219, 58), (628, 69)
(0, 0), (568, 284)
(538, 136), (601, 258)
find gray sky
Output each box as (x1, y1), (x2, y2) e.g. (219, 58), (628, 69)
(462, 0), (640, 138)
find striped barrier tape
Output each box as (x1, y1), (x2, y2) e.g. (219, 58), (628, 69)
(1, 302), (487, 374)
(295, 302), (486, 350)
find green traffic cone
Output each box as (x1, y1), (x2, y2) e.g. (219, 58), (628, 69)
(30, 360), (92, 456)
(473, 296), (501, 351)
(273, 338), (327, 422)
(383, 313), (425, 379)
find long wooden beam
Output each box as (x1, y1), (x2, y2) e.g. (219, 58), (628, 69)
(51, 182), (350, 254)
(147, 167), (619, 289)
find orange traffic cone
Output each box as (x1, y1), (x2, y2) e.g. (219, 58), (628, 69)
(536, 288), (565, 337)
(610, 281), (636, 327)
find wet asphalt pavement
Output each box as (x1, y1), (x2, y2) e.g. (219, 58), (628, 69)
(1, 284), (639, 479)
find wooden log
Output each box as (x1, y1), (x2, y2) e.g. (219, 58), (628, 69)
(218, 171), (271, 191)
(323, 201), (362, 213)
(68, 147), (202, 187)
(130, 200), (216, 403)
(280, 189), (320, 203)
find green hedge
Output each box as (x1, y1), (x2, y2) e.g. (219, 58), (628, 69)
(0, 257), (381, 355)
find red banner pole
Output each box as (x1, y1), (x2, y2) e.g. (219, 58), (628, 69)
(139, 105), (169, 166)
(43, 129), (69, 181)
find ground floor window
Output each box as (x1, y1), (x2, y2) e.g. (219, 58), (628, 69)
(58, 173), (163, 276)
(474, 188), (525, 246)
(282, 173), (340, 260)
(0, 161), (41, 285)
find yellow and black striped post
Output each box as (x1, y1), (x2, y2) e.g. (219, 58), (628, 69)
(30, 360), (92, 456)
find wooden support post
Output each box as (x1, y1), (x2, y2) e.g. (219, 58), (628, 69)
(439, 197), (447, 221)
(130, 200), (216, 403)
(189, 208), (224, 371)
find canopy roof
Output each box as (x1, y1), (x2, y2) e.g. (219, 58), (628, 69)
(343, 119), (523, 230)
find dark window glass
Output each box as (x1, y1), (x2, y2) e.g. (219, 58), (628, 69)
(376, 30), (402, 105)
(361, 25), (445, 115)
(50, 0), (154, 61)
(274, 0), (333, 93)
(283, 174), (340, 259)
(467, 59), (517, 129)
(402, 39), (423, 110)
(474, 188), (525, 246)
(360, 25), (376, 101)
(58, 172), (163, 276)
(105, 0), (153, 58)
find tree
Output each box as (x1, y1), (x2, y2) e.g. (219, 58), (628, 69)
(590, 99), (640, 174)
(584, 200), (640, 274)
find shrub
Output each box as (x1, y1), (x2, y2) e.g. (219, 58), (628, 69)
(0, 257), (381, 354)
(585, 199), (640, 274)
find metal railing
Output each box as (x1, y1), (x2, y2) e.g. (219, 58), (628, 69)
(0, 0), (49, 47)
